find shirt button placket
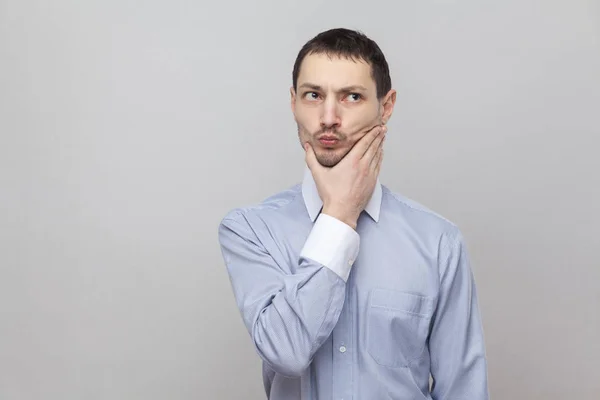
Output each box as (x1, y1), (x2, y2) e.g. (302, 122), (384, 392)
(333, 310), (353, 399)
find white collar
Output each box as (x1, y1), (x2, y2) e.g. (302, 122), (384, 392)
(301, 165), (382, 223)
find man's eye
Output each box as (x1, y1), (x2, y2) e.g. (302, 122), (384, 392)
(304, 92), (320, 100)
(346, 93), (362, 102)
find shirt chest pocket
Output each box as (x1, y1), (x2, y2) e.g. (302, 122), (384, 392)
(366, 288), (434, 368)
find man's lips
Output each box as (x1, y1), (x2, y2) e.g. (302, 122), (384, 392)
(317, 135), (340, 146)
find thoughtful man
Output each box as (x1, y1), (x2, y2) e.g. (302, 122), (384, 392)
(218, 28), (489, 399)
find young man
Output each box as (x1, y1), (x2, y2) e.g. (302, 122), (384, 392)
(218, 28), (489, 399)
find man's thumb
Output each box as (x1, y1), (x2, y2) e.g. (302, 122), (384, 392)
(304, 142), (317, 170)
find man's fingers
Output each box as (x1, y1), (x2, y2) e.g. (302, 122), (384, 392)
(361, 125), (386, 159)
(374, 148), (384, 175)
(369, 142), (383, 170)
(304, 142), (319, 172)
(363, 129), (386, 165)
(348, 125), (385, 160)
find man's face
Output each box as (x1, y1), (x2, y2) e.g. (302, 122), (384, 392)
(291, 53), (391, 167)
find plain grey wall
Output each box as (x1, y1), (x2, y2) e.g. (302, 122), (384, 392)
(1, 0), (598, 399)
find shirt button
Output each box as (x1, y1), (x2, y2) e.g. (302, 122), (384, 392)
(348, 259), (353, 265)
(339, 345), (347, 353)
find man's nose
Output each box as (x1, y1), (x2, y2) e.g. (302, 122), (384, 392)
(320, 97), (341, 130)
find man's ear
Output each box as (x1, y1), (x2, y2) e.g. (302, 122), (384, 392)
(290, 86), (297, 114)
(380, 89), (397, 124)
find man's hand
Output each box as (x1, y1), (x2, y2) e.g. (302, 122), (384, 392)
(304, 125), (386, 230)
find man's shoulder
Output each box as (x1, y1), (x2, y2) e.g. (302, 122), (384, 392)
(382, 185), (461, 236)
(220, 183), (302, 227)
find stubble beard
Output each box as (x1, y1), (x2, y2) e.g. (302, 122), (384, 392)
(297, 126), (349, 168)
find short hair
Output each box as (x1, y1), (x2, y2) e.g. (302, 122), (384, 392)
(292, 28), (392, 99)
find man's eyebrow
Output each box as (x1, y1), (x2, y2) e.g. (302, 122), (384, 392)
(298, 83), (322, 91)
(298, 83), (368, 92)
(338, 85), (368, 92)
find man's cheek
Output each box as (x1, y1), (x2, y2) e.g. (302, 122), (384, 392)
(349, 120), (380, 136)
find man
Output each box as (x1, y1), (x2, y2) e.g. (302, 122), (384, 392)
(218, 28), (489, 399)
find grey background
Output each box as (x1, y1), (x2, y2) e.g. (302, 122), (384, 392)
(1, 0), (598, 399)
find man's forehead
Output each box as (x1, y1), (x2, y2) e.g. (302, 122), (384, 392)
(297, 53), (375, 89)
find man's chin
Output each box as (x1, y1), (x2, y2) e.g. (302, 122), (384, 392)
(317, 160), (339, 168)
(316, 151), (344, 168)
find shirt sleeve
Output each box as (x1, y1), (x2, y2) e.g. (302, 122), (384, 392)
(429, 228), (490, 400)
(299, 213), (360, 282)
(218, 211), (360, 378)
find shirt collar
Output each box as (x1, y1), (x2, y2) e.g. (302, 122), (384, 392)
(301, 165), (382, 223)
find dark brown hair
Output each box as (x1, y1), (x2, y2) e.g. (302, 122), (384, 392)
(292, 28), (392, 99)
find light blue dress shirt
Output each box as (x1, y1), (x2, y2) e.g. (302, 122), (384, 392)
(218, 167), (489, 399)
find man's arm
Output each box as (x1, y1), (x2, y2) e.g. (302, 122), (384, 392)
(218, 124), (385, 377)
(429, 228), (489, 399)
(218, 211), (359, 377)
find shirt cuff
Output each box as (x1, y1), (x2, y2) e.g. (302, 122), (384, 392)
(300, 213), (360, 282)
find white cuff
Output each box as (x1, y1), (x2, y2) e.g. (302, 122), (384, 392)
(300, 213), (360, 282)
